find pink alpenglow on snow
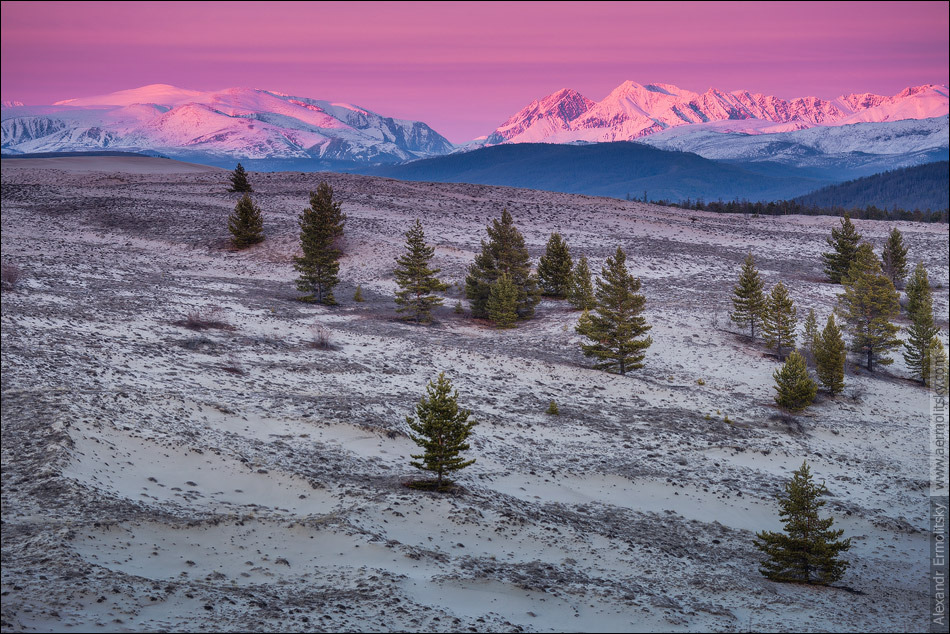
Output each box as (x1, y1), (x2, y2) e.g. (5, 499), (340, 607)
(1, 1), (947, 142)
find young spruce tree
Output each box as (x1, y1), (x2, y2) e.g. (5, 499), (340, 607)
(772, 350), (817, 412)
(814, 315), (846, 395)
(576, 246), (652, 375)
(486, 274), (519, 329)
(763, 282), (797, 360)
(227, 193), (264, 249)
(567, 255), (596, 311)
(902, 263), (939, 383)
(754, 461), (851, 585)
(465, 209), (540, 322)
(821, 214), (862, 284)
(407, 373), (477, 490)
(802, 309), (819, 364)
(294, 182), (346, 305)
(227, 162), (253, 193)
(537, 232), (573, 298)
(926, 336), (949, 393)
(730, 253), (766, 341)
(837, 243), (901, 371)
(394, 219), (448, 324)
(881, 227), (908, 289)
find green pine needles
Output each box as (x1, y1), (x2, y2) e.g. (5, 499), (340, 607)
(394, 219), (448, 323)
(902, 263), (940, 384)
(407, 373), (477, 490)
(821, 213), (862, 284)
(763, 282), (797, 360)
(754, 461), (851, 585)
(537, 232), (573, 298)
(575, 246), (652, 375)
(814, 315), (846, 395)
(773, 350), (817, 412)
(567, 255), (596, 311)
(730, 253), (766, 341)
(227, 163), (253, 193)
(227, 193), (264, 249)
(294, 182), (346, 305)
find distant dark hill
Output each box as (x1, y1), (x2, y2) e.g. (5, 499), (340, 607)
(362, 142), (830, 202)
(793, 161), (949, 211)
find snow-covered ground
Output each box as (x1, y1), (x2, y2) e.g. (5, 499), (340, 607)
(1, 156), (947, 632)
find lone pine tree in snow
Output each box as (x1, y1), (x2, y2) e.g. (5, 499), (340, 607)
(902, 263), (939, 384)
(227, 193), (264, 249)
(567, 255), (596, 311)
(772, 350), (817, 412)
(762, 282), (797, 360)
(881, 227), (908, 289)
(814, 315), (846, 395)
(294, 182), (346, 305)
(537, 232), (573, 298)
(754, 461), (851, 585)
(486, 273), (519, 328)
(227, 162), (253, 193)
(576, 246), (652, 375)
(837, 243), (901, 371)
(407, 373), (477, 490)
(730, 253), (766, 341)
(821, 213), (862, 284)
(465, 209), (540, 323)
(393, 219), (448, 324)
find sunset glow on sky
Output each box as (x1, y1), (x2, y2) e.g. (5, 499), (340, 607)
(2, 1), (948, 142)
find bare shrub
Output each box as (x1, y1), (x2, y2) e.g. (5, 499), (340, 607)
(175, 306), (235, 331)
(309, 324), (331, 350)
(1, 262), (23, 291)
(220, 355), (247, 376)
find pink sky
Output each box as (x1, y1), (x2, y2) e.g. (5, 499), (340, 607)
(2, 1), (948, 142)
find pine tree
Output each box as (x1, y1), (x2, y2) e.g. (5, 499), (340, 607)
(881, 227), (908, 289)
(837, 243), (901, 371)
(772, 350), (817, 412)
(537, 232), (573, 298)
(754, 461), (851, 585)
(465, 209), (540, 321)
(407, 373), (477, 490)
(821, 214), (862, 284)
(575, 246), (652, 375)
(902, 263), (938, 383)
(294, 182), (346, 305)
(567, 255), (596, 311)
(925, 336), (949, 393)
(730, 253), (767, 341)
(227, 193), (264, 249)
(762, 282), (797, 360)
(394, 219), (448, 324)
(814, 315), (846, 395)
(802, 309), (819, 364)
(227, 162), (253, 193)
(353, 285), (364, 302)
(486, 273), (518, 328)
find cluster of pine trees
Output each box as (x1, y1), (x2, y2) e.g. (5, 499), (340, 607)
(658, 197), (949, 223)
(731, 215), (947, 412)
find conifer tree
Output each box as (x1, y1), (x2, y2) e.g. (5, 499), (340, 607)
(762, 282), (797, 360)
(486, 273), (518, 328)
(294, 182), (346, 305)
(730, 253), (766, 340)
(925, 336), (949, 393)
(576, 246), (652, 375)
(803, 309), (819, 363)
(772, 350), (817, 411)
(754, 461), (851, 585)
(567, 255), (596, 311)
(227, 162), (253, 193)
(821, 214), (862, 284)
(465, 209), (540, 321)
(394, 219), (448, 324)
(902, 263), (938, 383)
(881, 227), (908, 289)
(537, 232), (574, 298)
(837, 243), (901, 371)
(407, 373), (477, 490)
(814, 315), (846, 395)
(227, 193), (264, 249)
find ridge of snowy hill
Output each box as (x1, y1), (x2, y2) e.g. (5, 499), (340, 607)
(486, 82), (949, 144)
(1, 84), (455, 163)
